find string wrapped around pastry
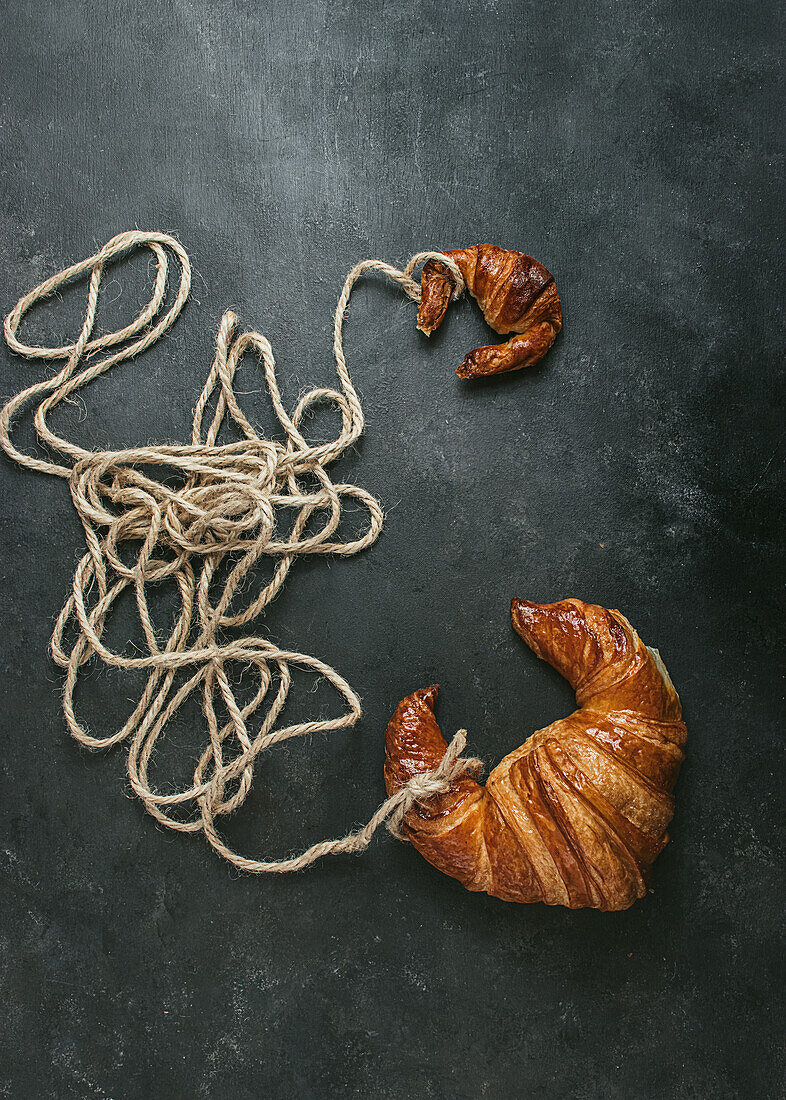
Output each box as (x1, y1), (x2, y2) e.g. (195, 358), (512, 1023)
(384, 599), (686, 910)
(416, 244), (562, 379)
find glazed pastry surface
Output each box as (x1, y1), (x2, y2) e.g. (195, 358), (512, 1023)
(384, 599), (686, 910)
(417, 244), (562, 378)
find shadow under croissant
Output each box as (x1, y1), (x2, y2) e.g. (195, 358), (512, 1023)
(384, 597), (687, 911)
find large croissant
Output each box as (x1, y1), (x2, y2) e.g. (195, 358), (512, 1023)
(417, 244), (562, 379)
(384, 599), (686, 910)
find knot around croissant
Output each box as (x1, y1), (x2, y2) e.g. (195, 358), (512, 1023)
(384, 598), (686, 911)
(416, 243), (562, 379)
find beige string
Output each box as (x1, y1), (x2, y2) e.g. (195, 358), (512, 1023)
(1, 230), (480, 873)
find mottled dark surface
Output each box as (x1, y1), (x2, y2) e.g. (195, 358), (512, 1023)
(0, 2), (783, 1097)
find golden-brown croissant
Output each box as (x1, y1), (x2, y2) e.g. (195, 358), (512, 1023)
(417, 244), (562, 379)
(384, 598), (686, 910)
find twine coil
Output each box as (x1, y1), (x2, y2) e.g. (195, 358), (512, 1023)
(0, 230), (480, 872)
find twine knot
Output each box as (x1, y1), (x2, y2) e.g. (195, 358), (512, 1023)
(386, 729), (484, 840)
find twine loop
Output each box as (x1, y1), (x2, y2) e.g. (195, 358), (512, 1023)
(1, 230), (478, 873)
(400, 250), (465, 301)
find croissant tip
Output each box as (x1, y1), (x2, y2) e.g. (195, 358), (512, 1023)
(404, 684), (441, 713)
(456, 352), (494, 380)
(421, 684), (440, 707)
(456, 354), (482, 380)
(510, 599), (554, 656)
(510, 597), (538, 620)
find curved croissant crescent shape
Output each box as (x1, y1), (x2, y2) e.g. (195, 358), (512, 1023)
(416, 244), (562, 379)
(384, 599), (686, 910)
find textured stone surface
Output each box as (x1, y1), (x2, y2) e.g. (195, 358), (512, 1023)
(0, 2), (782, 1096)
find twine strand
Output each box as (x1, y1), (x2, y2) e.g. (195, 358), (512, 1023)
(0, 230), (474, 872)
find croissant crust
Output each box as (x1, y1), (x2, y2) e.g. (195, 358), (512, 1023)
(384, 599), (686, 910)
(416, 244), (562, 379)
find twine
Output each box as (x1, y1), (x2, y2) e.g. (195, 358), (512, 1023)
(0, 230), (478, 873)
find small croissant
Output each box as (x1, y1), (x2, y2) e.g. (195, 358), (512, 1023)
(384, 599), (686, 910)
(417, 244), (562, 379)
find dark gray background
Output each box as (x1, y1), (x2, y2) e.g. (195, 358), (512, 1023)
(1, 2), (783, 1097)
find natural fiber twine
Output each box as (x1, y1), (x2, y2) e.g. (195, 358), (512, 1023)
(1, 230), (482, 872)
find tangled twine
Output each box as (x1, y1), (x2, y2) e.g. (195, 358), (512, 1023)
(1, 229), (482, 872)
